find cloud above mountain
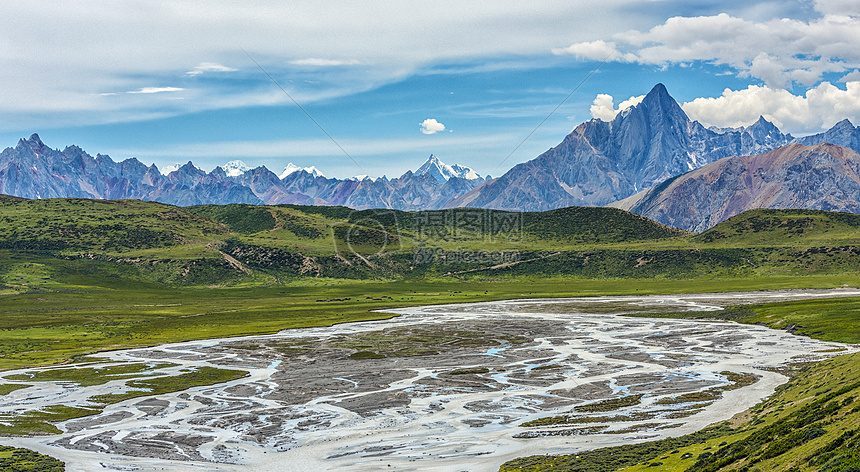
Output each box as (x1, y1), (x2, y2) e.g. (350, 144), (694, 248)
(590, 94), (645, 121)
(556, 6), (860, 89)
(591, 81), (860, 135)
(420, 119), (446, 135)
(682, 82), (860, 134)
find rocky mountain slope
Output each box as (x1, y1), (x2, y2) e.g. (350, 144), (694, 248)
(452, 84), (798, 210)
(611, 143), (860, 232)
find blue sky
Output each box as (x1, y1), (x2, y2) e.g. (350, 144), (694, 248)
(1, 1), (859, 179)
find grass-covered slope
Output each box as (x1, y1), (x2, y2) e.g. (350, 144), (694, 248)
(5, 197), (860, 287)
(694, 209), (860, 247)
(0, 197), (228, 252)
(0, 197), (697, 287)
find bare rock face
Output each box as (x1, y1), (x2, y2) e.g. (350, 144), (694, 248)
(798, 119), (860, 150)
(612, 143), (860, 232)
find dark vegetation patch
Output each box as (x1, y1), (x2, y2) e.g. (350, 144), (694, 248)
(88, 367), (248, 405)
(4, 363), (175, 387)
(521, 411), (656, 427)
(446, 367), (490, 375)
(574, 394), (643, 413)
(0, 445), (64, 471)
(501, 424), (736, 471)
(187, 204), (276, 234)
(348, 351), (385, 360)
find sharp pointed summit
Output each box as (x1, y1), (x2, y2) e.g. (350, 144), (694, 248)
(798, 119), (860, 150)
(414, 154), (481, 183)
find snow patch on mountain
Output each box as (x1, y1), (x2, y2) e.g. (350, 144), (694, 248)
(160, 163), (183, 175)
(414, 154), (481, 183)
(223, 160), (251, 177)
(279, 163), (325, 180)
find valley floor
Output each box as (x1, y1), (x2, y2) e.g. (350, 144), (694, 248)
(1, 290), (856, 471)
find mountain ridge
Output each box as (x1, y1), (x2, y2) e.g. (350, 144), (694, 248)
(450, 83), (802, 211)
(611, 142), (860, 232)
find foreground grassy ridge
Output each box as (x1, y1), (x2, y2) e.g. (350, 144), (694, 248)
(500, 297), (860, 472)
(6, 198), (860, 286)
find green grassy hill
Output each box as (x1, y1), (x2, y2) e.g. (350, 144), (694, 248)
(3, 198), (860, 288)
(0, 197), (699, 287)
(0, 198), (227, 252)
(694, 209), (860, 247)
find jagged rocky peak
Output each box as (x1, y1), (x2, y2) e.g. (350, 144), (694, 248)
(745, 116), (787, 139)
(833, 118), (855, 130)
(414, 154), (481, 184)
(18, 133), (47, 153)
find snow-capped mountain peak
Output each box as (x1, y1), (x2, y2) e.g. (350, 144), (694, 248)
(223, 160), (251, 177)
(279, 163), (325, 180)
(159, 163), (183, 176)
(414, 154), (480, 183)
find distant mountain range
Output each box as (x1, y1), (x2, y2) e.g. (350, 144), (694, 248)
(2, 83), (860, 229)
(0, 140), (485, 210)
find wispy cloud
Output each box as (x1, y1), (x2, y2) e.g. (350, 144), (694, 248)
(186, 62), (238, 76)
(127, 87), (184, 94)
(289, 58), (361, 67)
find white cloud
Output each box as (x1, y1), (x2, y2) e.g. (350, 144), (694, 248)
(813, 0), (860, 16)
(127, 87), (184, 94)
(186, 62), (238, 76)
(681, 82), (860, 135)
(557, 8), (860, 88)
(289, 58), (361, 67)
(841, 70), (860, 82)
(419, 118), (446, 135)
(589, 94), (645, 121)
(552, 40), (636, 62)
